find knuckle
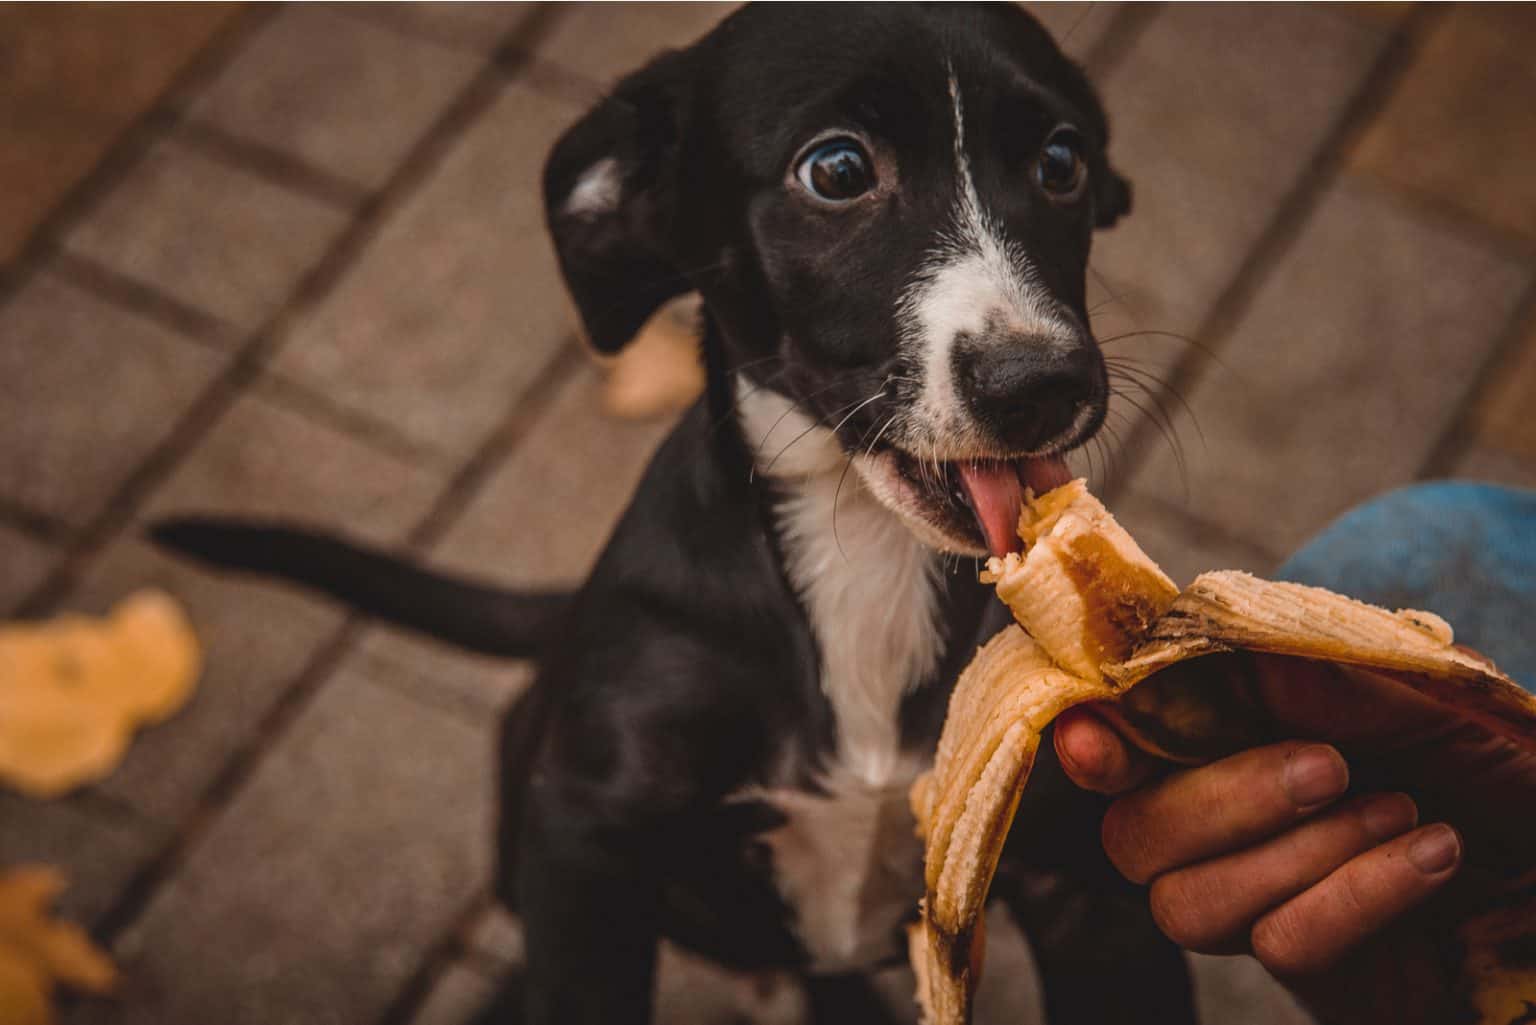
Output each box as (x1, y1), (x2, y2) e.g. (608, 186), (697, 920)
(1250, 909), (1321, 979)
(1149, 875), (1220, 951)
(1100, 802), (1155, 883)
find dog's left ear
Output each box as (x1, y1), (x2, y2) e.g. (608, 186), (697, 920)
(1094, 167), (1132, 229)
(544, 51), (694, 354)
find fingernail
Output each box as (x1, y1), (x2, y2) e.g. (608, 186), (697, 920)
(1360, 793), (1417, 842)
(1282, 745), (1349, 810)
(1407, 824), (1461, 875)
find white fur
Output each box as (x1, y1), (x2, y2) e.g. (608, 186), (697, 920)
(897, 69), (1078, 451)
(564, 157), (623, 217)
(734, 381), (944, 970)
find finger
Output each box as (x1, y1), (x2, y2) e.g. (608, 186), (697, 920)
(1054, 706), (1158, 795)
(1102, 741), (1349, 884)
(1148, 792), (1418, 954)
(1250, 823), (1462, 979)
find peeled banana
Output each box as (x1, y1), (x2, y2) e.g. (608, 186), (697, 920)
(910, 480), (1536, 1024)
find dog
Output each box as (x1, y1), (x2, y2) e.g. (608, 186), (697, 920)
(155, 5), (1198, 1023)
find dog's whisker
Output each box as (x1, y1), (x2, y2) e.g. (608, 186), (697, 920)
(1111, 384), (1190, 502)
(762, 392), (875, 475)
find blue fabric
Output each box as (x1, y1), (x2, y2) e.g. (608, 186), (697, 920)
(1277, 482), (1536, 691)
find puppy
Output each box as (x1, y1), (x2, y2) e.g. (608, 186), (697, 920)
(157, 5), (1197, 1023)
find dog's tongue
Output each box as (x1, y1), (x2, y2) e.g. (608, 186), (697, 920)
(955, 457), (1072, 557)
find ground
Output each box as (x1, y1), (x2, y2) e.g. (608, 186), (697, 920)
(1, 4), (1534, 1024)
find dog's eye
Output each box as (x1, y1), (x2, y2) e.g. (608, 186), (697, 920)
(796, 140), (874, 203)
(1036, 129), (1086, 201)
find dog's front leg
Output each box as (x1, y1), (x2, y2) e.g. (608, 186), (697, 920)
(518, 779), (662, 1025)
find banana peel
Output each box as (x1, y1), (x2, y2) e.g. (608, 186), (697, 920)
(910, 480), (1536, 1024)
(0, 590), (200, 798)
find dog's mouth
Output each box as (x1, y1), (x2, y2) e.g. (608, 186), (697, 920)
(890, 452), (1072, 557)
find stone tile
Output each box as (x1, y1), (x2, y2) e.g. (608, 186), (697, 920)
(0, 793), (165, 927)
(535, 3), (738, 83)
(82, 668), (494, 1025)
(62, 136), (350, 331)
(1190, 954), (1314, 1025)
(186, 7), (481, 190)
(431, 363), (675, 588)
(0, 271), (228, 528)
(343, 3), (534, 53)
(1350, 6), (1536, 240)
(0, 525), (58, 615)
(1109, 491), (1277, 586)
(66, 389), (445, 823)
(355, 628), (536, 718)
(1451, 443), (1536, 491)
(1091, 5), (1386, 342)
(1472, 321), (1536, 461)
(269, 83), (582, 462)
(410, 960), (500, 1025)
(1129, 181), (1531, 556)
(0, 3), (240, 265)
(143, 384), (444, 536)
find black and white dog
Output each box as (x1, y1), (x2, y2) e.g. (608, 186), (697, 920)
(158, 5), (1197, 1023)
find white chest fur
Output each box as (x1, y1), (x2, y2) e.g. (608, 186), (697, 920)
(735, 381), (946, 970)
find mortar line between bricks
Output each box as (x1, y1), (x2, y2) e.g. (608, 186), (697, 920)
(87, 331), (580, 949)
(0, 6), (277, 308)
(12, 4), (567, 622)
(0, 496), (71, 548)
(175, 118), (373, 210)
(255, 370), (448, 470)
(1101, 3), (1448, 509)
(1416, 272), (1536, 480)
(47, 248), (240, 350)
(375, 891), (498, 1025)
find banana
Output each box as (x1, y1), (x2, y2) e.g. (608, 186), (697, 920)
(910, 480), (1536, 1025)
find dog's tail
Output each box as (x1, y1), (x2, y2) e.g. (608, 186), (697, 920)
(149, 517), (572, 657)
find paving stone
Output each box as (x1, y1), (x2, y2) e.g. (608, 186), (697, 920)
(1090, 5), (1386, 345)
(431, 363), (675, 588)
(65, 389), (445, 824)
(1109, 490), (1278, 586)
(535, 3), (738, 83)
(343, 2), (535, 53)
(185, 7), (481, 190)
(81, 668), (493, 1025)
(269, 83), (582, 462)
(1472, 320), (1536, 462)
(0, 793), (166, 927)
(409, 960), (501, 1025)
(355, 628), (536, 718)
(0, 525), (58, 615)
(1451, 444), (1536, 491)
(61, 136), (350, 331)
(0, 271), (228, 528)
(1129, 180), (1531, 557)
(1190, 954), (1314, 1025)
(0, 3), (240, 265)
(1350, 5), (1536, 240)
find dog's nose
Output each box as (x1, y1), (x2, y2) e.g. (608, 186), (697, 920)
(954, 340), (1101, 451)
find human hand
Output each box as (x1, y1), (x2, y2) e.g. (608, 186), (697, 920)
(1053, 655), (1536, 1025)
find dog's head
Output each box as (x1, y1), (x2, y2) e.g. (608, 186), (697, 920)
(545, 4), (1129, 557)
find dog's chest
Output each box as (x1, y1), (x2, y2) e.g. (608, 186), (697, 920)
(748, 762), (927, 974)
(754, 461), (946, 971)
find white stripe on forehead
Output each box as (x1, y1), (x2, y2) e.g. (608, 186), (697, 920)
(895, 68), (1075, 447)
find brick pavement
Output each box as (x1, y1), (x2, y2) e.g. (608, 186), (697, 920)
(1, 5), (1532, 1024)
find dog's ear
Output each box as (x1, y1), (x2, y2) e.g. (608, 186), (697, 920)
(1094, 167), (1132, 228)
(544, 51), (694, 354)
